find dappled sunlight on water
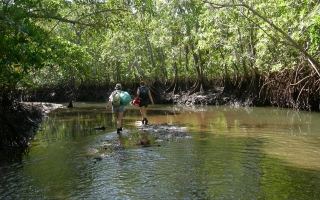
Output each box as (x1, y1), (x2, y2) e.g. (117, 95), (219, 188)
(153, 105), (320, 171)
(1, 103), (320, 199)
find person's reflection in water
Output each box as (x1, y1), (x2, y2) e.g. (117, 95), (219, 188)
(136, 130), (150, 146)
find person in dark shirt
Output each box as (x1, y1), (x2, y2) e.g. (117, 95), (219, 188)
(137, 81), (154, 125)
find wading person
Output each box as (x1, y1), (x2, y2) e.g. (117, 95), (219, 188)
(137, 81), (154, 125)
(106, 83), (125, 135)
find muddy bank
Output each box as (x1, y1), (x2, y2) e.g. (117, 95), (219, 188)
(170, 88), (230, 106)
(166, 88), (257, 108)
(21, 102), (65, 113)
(19, 84), (233, 107)
(19, 85), (264, 109)
(13, 79), (320, 111)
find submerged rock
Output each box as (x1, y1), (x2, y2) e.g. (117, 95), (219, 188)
(136, 123), (192, 141)
(90, 123), (192, 162)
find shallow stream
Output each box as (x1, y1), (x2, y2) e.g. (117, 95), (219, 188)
(1, 103), (320, 199)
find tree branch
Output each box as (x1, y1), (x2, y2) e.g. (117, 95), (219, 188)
(77, 8), (128, 21)
(201, 0), (320, 77)
(29, 8), (128, 28)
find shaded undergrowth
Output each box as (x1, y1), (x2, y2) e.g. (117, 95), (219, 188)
(0, 98), (45, 162)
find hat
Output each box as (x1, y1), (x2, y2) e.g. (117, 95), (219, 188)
(115, 83), (122, 90)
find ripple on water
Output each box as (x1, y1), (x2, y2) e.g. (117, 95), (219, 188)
(2, 105), (320, 199)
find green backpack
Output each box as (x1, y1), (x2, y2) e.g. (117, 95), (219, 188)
(112, 91), (121, 107)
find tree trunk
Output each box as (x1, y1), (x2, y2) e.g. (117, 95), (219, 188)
(145, 31), (156, 69)
(184, 44), (189, 72)
(165, 61), (179, 94)
(189, 43), (207, 94)
(236, 27), (250, 92)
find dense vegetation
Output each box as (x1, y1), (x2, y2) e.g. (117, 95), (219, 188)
(1, 0), (319, 109)
(0, 98), (44, 161)
(0, 0), (319, 160)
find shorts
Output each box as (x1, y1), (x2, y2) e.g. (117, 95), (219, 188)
(139, 99), (148, 107)
(112, 105), (125, 113)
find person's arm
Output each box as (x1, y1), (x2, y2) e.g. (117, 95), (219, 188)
(106, 100), (111, 110)
(106, 92), (112, 110)
(137, 88), (140, 96)
(148, 90), (154, 105)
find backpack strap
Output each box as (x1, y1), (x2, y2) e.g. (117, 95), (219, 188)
(140, 86), (148, 91)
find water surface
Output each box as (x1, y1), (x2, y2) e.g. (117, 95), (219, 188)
(1, 103), (320, 199)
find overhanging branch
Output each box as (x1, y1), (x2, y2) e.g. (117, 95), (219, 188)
(201, 0), (320, 77)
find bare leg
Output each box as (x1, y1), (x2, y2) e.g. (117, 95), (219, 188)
(114, 112), (119, 127)
(139, 106), (148, 124)
(139, 106), (147, 119)
(139, 107), (143, 120)
(114, 112), (124, 134)
(117, 112), (123, 129)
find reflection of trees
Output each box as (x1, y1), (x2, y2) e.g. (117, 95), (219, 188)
(188, 106), (320, 198)
(36, 110), (113, 143)
(32, 105), (320, 198)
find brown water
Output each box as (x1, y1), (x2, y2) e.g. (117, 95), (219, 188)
(1, 103), (320, 199)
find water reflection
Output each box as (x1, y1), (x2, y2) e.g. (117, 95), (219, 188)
(1, 103), (320, 199)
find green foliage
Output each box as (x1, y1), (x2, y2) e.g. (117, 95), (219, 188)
(309, 15), (320, 54)
(0, 0), (319, 95)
